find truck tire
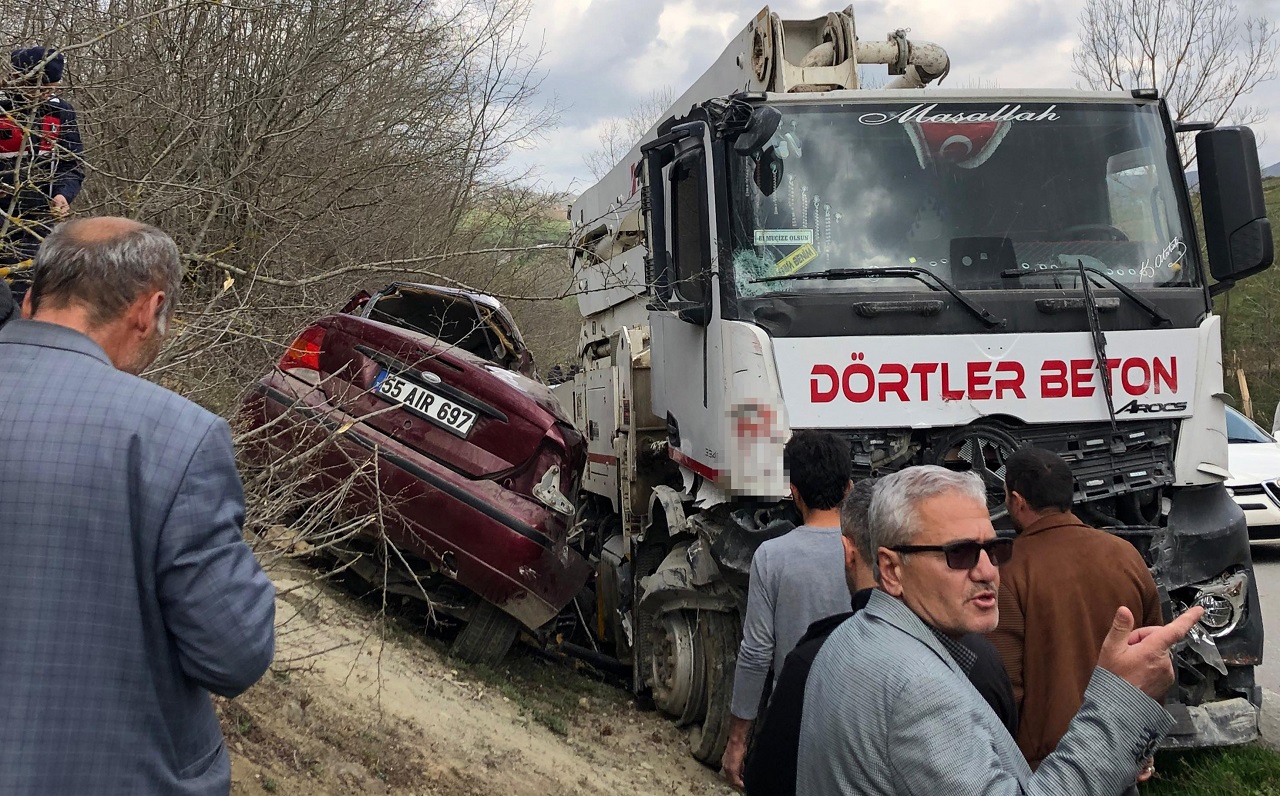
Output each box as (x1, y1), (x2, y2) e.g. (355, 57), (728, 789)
(688, 610), (739, 764)
(451, 598), (520, 666)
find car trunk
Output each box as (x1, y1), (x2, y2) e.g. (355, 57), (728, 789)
(316, 310), (557, 482)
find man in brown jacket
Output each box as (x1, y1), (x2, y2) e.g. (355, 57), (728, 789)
(989, 446), (1163, 774)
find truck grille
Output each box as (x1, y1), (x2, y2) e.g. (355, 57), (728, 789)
(1018, 419), (1177, 502)
(841, 418), (1177, 506)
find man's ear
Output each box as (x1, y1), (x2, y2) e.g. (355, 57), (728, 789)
(129, 290), (165, 334)
(789, 483), (808, 514)
(21, 290), (32, 319)
(841, 535), (857, 572)
(878, 548), (906, 597)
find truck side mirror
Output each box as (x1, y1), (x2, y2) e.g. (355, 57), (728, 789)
(1196, 127), (1274, 292)
(732, 106), (782, 156)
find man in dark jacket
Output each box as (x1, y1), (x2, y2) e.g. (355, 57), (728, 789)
(1, 47), (84, 295)
(742, 477), (1018, 796)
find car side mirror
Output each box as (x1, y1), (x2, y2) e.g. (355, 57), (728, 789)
(1197, 127), (1274, 293)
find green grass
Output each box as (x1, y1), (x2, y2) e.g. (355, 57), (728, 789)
(1215, 175), (1280, 427)
(1144, 745), (1280, 795)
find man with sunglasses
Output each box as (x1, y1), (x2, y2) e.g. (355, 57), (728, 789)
(741, 478), (1016, 796)
(797, 465), (1202, 795)
(989, 447), (1163, 777)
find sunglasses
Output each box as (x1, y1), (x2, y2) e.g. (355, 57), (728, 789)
(888, 537), (1015, 570)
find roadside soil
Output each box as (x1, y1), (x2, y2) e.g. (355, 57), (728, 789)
(217, 563), (735, 796)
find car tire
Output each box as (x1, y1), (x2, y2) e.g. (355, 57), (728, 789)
(451, 598), (520, 666)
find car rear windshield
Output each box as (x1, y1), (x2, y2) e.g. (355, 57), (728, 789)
(366, 287), (523, 368)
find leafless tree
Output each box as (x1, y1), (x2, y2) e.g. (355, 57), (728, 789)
(1072, 0), (1278, 161)
(2, 0), (574, 410)
(583, 86), (674, 179)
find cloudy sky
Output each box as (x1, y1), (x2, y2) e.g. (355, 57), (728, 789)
(510, 0), (1280, 192)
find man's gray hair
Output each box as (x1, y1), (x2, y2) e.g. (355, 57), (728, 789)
(867, 465), (987, 583)
(840, 477), (878, 568)
(30, 219), (183, 326)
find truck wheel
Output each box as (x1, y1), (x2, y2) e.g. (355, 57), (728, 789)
(451, 599), (520, 666)
(650, 610), (706, 725)
(688, 610), (739, 764)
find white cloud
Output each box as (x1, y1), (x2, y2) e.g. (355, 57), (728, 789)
(512, 0), (1280, 189)
(623, 2), (742, 92)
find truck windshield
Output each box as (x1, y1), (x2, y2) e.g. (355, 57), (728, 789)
(727, 101), (1199, 297)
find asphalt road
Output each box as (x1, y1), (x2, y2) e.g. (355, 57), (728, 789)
(1253, 543), (1280, 695)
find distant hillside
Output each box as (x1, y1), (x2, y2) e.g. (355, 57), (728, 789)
(1186, 161), (1280, 188)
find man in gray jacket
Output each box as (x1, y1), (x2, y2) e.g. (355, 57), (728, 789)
(0, 217), (276, 794)
(797, 465), (1202, 795)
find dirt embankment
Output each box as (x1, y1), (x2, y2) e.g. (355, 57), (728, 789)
(218, 567), (736, 796)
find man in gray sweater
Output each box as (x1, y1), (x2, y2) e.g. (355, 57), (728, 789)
(720, 430), (853, 787)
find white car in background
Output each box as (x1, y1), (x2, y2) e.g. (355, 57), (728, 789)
(1226, 405), (1280, 543)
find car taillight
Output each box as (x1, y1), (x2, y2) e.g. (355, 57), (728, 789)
(280, 326), (326, 372)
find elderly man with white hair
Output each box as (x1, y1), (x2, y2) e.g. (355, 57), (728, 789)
(796, 465), (1202, 796)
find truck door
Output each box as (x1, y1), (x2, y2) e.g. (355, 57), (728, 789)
(649, 136), (728, 484)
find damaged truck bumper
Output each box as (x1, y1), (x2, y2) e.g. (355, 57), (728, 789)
(1161, 697), (1260, 749)
(1155, 483), (1265, 749)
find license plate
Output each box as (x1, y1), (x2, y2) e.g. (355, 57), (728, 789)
(374, 371), (478, 436)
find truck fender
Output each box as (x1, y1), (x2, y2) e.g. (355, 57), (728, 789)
(646, 484), (692, 540)
(637, 542), (736, 615)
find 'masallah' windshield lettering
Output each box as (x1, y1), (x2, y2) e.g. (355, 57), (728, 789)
(857, 103), (1061, 126)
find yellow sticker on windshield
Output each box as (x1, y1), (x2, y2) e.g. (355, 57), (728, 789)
(773, 243), (818, 276)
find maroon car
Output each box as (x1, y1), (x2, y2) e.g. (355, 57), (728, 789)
(239, 282), (590, 664)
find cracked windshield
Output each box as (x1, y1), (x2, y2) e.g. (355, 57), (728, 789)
(730, 102), (1198, 297)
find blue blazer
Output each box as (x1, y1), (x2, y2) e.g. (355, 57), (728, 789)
(0, 320), (276, 795)
(797, 589), (1173, 795)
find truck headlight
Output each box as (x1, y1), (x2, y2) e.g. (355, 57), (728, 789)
(1190, 570), (1248, 638)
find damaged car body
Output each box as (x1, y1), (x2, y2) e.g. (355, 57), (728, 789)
(239, 282), (591, 665)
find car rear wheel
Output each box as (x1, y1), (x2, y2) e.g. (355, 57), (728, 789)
(451, 598), (520, 666)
